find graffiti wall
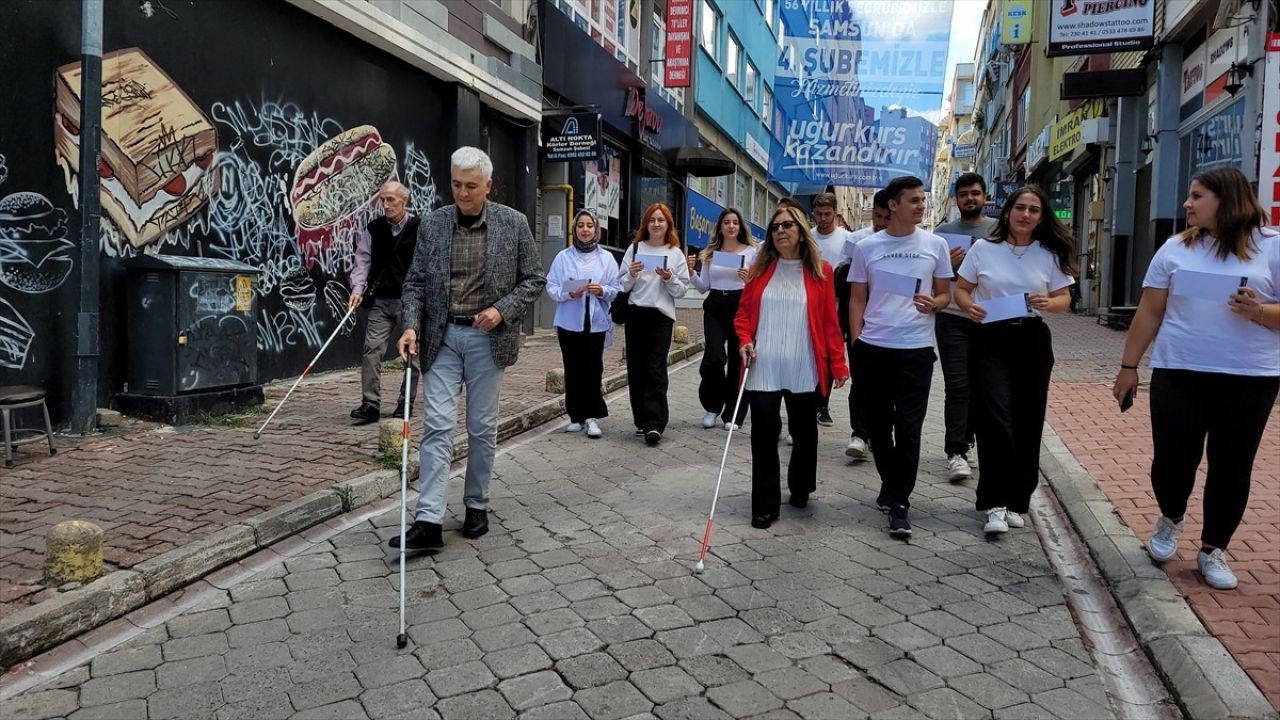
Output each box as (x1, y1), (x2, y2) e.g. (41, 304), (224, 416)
(0, 0), (464, 421)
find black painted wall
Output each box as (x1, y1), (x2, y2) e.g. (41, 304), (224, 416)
(0, 0), (526, 424)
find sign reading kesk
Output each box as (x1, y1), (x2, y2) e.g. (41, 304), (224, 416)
(770, 0), (953, 189)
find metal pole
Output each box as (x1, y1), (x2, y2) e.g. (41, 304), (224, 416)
(71, 0), (103, 435)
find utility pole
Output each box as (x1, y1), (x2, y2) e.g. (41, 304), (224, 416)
(71, 0), (103, 435)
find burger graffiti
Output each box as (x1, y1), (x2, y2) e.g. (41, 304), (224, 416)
(0, 191), (75, 294)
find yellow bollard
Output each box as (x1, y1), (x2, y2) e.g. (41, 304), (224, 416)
(43, 520), (104, 584)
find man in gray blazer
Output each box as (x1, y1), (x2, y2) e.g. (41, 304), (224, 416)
(392, 147), (546, 549)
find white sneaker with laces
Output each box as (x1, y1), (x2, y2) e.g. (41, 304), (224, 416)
(724, 422), (740, 431)
(1005, 511), (1025, 528)
(702, 412), (719, 429)
(947, 454), (972, 481)
(984, 507), (1009, 534)
(1198, 549), (1238, 590)
(585, 419), (602, 438)
(846, 436), (869, 460)
(1146, 515), (1183, 562)
(565, 422), (583, 433)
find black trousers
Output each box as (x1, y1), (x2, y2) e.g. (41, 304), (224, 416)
(698, 291), (747, 424)
(935, 312), (977, 457)
(557, 327), (608, 424)
(970, 319), (1054, 514)
(845, 340), (868, 440)
(1149, 369), (1279, 550)
(851, 340), (936, 508)
(749, 389), (820, 518)
(624, 306), (674, 432)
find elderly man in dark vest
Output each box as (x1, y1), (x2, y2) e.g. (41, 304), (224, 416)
(391, 147), (546, 549)
(349, 180), (421, 423)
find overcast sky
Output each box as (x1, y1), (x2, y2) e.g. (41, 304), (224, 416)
(943, 0), (987, 112)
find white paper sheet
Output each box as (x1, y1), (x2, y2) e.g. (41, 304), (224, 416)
(637, 253), (668, 272)
(842, 238), (860, 261)
(873, 270), (922, 298)
(711, 251), (744, 269)
(563, 277), (590, 294)
(980, 293), (1034, 323)
(938, 233), (973, 253)
(1171, 269), (1248, 301)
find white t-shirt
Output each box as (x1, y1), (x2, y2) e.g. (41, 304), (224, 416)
(956, 239), (1075, 315)
(691, 246), (758, 291)
(849, 229), (953, 349)
(813, 226), (853, 268)
(618, 243), (690, 321)
(1142, 229), (1280, 376)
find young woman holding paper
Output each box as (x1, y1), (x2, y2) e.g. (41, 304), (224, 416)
(1112, 168), (1279, 590)
(619, 202), (691, 446)
(735, 207), (848, 529)
(953, 185), (1076, 536)
(687, 208), (757, 430)
(546, 209), (620, 439)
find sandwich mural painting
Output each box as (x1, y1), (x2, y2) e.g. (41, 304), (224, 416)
(0, 0), (467, 421)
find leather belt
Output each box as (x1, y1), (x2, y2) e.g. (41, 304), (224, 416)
(447, 315), (476, 326)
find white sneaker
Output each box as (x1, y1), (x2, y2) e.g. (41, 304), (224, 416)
(565, 422), (583, 433)
(724, 422), (740, 431)
(1146, 515), (1183, 562)
(702, 412), (719, 429)
(1005, 511), (1026, 529)
(585, 419), (602, 438)
(846, 435), (869, 460)
(785, 434), (793, 445)
(1197, 549), (1238, 590)
(947, 454), (972, 481)
(984, 507), (1009, 534)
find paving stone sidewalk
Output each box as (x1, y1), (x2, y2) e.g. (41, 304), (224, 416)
(0, 310), (704, 617)
(2, 357), (1130, 719)
(1041, 312), (1280, 711)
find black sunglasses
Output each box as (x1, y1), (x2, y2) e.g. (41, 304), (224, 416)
(769, 220), (799, 232)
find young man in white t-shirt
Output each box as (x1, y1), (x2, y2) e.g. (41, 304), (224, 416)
(932, 173), (998, 482)
(848, 176), (953, 538)
(812, 192), (854, 428)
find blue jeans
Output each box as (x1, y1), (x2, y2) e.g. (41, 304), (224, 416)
(414, 325), (503, 523)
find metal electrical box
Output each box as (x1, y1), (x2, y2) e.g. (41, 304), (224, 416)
(126, 255), (261, 396)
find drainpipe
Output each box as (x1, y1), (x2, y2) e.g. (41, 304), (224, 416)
(71, 0), (103, 435)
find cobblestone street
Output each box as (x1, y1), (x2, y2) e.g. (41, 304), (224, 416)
(3, 355), (1136, 720)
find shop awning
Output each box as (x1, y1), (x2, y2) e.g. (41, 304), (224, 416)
(665, 146), (735, 177)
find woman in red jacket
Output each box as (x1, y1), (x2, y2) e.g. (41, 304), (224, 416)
(737, 206), (849, 528)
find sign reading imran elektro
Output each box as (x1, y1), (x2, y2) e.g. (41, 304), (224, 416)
(1049, 98), (1104, 161)
(541, 112), (602, 162)
(1048, 0), (1155, 56)
(770, 0), (953, 188)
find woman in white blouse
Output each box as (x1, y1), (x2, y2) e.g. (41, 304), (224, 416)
(954, 185), (1076, 537)
(1113, 168), (1280, 590)
(735, 207), (848, 529)
(545, 209), (620, 439)
(619, 202), (691, 446)
(686, 208), (757, 430)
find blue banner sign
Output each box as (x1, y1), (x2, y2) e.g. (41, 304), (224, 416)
(750, 223), (766, 243)
(686, 188), (724, 252)
(771, 0), (953, 189)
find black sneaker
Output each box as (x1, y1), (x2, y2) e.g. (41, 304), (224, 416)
(888, 504), (912, 538)
(389, 520), (443, 549)
(461, 508), (489, 539)
(788, 492), (809, 509)
(816, 408), (834, 426)
(876, 489), (891, 512)
(350, 402), (380, 423)
(644, 429), (662, 446)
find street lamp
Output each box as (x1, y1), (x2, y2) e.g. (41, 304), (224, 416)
(1139, 135), (1156, 157)
(1223, 60), (1256, 97)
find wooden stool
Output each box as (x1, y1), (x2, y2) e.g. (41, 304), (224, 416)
(0, 386), (56, 468)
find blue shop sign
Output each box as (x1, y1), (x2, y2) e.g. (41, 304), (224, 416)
(686, 188), (723, 252)
(750, 223), (766, 243)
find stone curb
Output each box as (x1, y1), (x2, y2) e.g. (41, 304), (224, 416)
(0, 339), (704, 670)
(1039, 425), (1277, 720)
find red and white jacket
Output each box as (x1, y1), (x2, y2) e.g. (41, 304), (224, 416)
(734, 259), (850, 396)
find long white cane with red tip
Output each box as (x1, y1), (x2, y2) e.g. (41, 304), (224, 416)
(253, 303), (359, 439)
(693, 360), (750, 574)
(396, 364), (412, 649)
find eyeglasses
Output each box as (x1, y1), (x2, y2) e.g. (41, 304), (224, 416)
(769, 220), (798, 233)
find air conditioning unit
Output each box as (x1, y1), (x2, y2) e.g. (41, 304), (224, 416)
(1080, 118), (1112, 146)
